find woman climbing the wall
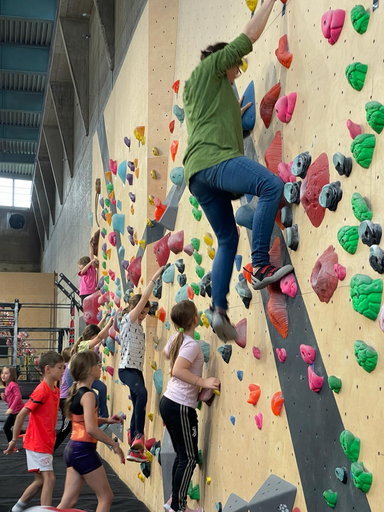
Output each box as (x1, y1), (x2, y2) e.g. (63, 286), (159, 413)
(160, 300), (220, 512)
(184, 0), (293, 342)
(118, 266), (164, 463)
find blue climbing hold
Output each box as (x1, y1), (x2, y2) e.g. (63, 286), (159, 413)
(106, 337), (115, 355)
(173, 105), (185, 123)
(117, 160), (127, 184)
(112, 213), (125, 235)
(154, 369), (163, 395)
(235, 255), (243, 272)
(241, 80), (255, 131)
(170, 166), (185, 187)
(115, 277), (121, 286)
(198, 340), (210, 363)
(237, 370), (243, 381)
(162, 264), (175, 284)
(230, 415), (236, 426)
(165, 321), (170, 330)
(118, 246), (125, 259)
(238, 273), (245, 281)
(116, 200), (122, 211)
(175, 284), (189, 303)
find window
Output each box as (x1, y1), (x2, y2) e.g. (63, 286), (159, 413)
(0, 178), (32, 208)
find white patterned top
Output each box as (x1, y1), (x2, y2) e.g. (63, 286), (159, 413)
(118, 313), (145, 371)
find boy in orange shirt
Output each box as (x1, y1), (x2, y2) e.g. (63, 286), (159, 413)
(4, 351), (65, 511)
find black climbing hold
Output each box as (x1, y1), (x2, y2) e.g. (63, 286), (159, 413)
(148, 301), (158, 316)
(218, 344), (232, 364)
(177, 274), (187, 287)
(281, 206), (293, 228)
(369, 245), (384, 273)
(153, 278), (163, 299)
(292, 151), (312, 178)
(358, 220), (382, 246)
(287, 224), (299, 251)
(175, 258), (185, 273)
(333, 152), (353, 177)
(200, 272), (212, 298)
(284, 182), (301, 205)
(319, 181), (343, 212)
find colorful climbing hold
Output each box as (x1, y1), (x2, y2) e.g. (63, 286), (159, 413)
(170, 140), (179, 162)
(271, 391), (284, 416)
(328, 375), (342, 393)
(308, 365), (324, 393)
(350, 274), (382, 320)
(260, 82), (281, 129)
(154, 233), (171, 266)
(321, 9), (345, 45)
(247, 384), (261, 406)
(275, 92), (297, 123)
(340, 429), (360, 462)
(365, 101), (384, 134)
(218, 344), (232, 364)
(310, 245), (339, 303)
(351, 4), (370, 34)
(354, 340), (378, 373)
(345, 62), (368, 91)
(351, 192), (372, 222)
(351, 461), (372, 493)
(276, 348), (286, 363)
(323, 490), (337, 509)
(241, 80), (256, 131)
(334, 263), (346, 281)
(337, 225), (359, 254)
(275, 34), (293, 69)
(230, 415), (235, 426)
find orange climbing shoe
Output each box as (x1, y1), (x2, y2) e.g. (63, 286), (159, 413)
(131, 433), (144, 450)
(249, 264), (293, 291)
(212, 307), (238, 343)
(126, 449), (147, 463)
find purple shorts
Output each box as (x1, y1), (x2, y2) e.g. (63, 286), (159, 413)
(64, 440), (102, 475)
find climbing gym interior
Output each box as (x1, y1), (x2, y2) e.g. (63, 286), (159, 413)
(0, 0), (383, 511)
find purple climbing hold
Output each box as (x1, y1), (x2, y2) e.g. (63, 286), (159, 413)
(127, 161), (135, 172)
(102, 242), (107, 253)
(127, 225), (134, 236)
(124, 136), (131, 149)
(126, 173), (133, 186)
(129, 192), (136, 203)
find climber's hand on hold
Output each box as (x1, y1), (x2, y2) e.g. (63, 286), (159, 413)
(239, 95), (253, 116)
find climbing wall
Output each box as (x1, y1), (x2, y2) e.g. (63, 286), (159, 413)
(88, 1), (383, 511)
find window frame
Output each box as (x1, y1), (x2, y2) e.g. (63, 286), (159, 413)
(0, 177), (32, 210)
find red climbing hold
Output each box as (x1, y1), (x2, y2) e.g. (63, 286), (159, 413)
(109, 159), (117, 175)
(158, 307), (166, 323)
(243, 262), (253, 284)
(300, 152), (329, 228)
(106, 365), (114, 376)
(264, 131), (282, 175)
(300, 344), (316, 365)
(145, 438), (156, 451)
(308, 365), (324, 393)
(187, 286), (195, 300)
(127, 256), (142, 287)
(252, 346), (261, 360)
(170, 140), (179, 162)
(235, 318), (247, 348)
(154, 233), (171, 266)
(169, 120), (175, 134)
(260, 82), (281, 129)
(275, 34), (293, 69)
(168, 230), (184, 254)
(271, 391), (284, 416)
(347, 119), (361, 140)
(310, 245), (338, 303)
(247, 384), (261, 406)
(172, 80), (180, 94)
(267, 238), (288, 339)
(154, 197), (166, 221)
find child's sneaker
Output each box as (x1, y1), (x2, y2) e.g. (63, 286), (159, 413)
(126, 449), (147, 463)
(163, 496), (172, 511)
(131, 433), (144, 450)
(211, 307), (238, 342)
(250, 264), (293, 291)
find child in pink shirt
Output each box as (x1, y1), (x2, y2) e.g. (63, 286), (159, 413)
(1, 366), (24, 444)
(78, 256), (97, 302)
(160, 301), (220, 512)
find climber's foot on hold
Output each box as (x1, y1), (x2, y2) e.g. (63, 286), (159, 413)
(251, 264), (293, 291)
(212, 307), (238, 343)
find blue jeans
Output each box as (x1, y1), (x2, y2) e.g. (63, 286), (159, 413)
(66, 371), (109, 418)
(189, 156), (284, 310)
(118, 368), (147, 437)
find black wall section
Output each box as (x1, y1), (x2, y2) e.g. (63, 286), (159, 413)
(242, 134), (371, 512)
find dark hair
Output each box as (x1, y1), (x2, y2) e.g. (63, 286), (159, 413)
(169, 300), (198, 372)
(200, 42), (228, 61)
(2, 366), (17, 386)
(38, 351), (64, 375)
(70, 324), (101, 357)
(64, 350), (99, 419)
(78, 256), (91, 266)
(61, 346), (71, 363)
(122, 294), (150, 316)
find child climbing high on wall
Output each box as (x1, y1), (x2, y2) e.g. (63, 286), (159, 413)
(1, 366), (24, 447)
(118, 266), (164, 463)
(77, 237), (100, 303)
(160, 300), (220, 512)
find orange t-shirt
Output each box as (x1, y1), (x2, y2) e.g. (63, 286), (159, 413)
(24, 380), (60, 454)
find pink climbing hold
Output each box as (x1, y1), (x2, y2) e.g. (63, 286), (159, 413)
(108, 325), (116, 340)
(168, 231), (184, 254)
(113, 308), (121, 332)
(114, 295), (121, 308)
(379, 304), (384, 332)
(311, 245), (339, 303)
(108, 231), (116, 247)
(108, 269), (115, 281)
(300, 344), (316, 365)
(106, 366), (114, 377)
(154, 233), (171, 266)
(83, 291), (101, 324)
(321, 9), (345, 45)
(275, 93), (297, 123)
(252, 346), (261, 360)
(183, 243), (194, 256)
(278, 161), (295, 184)
(280, 273), (297, 298)
(334, 263), (346, 281)
(255, 413), (263, 430)
(127, 256), (142, 287)
(308, 365), (324, 393)
(276, 347), (286, 363)
(347, 119), (362, 140)
(109, 159), (117, 175)
(235, 318), (247, 348)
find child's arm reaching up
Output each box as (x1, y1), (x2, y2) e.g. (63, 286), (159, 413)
(129, 267), (164, 324)
(88, 317), (114, 349)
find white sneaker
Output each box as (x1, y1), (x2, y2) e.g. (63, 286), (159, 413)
(163, 496), (172, 511)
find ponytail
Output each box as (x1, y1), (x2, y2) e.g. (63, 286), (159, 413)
(70, 324), (101, 357)
(169, 300), (198, 373)
(70, 335), (83, 357)
(169, 332), (185, 373)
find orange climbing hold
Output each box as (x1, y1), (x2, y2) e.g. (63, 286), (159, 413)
(264, 131), (282, 175)
(171, 140), (179, 162)
(243, 262), (253, 284)
(135, 167), (139, 179)
(134, 158), (138, 168)
(154, 198), (166, 221)
(105, 212), (112, 226)
(271, 391), (284, 416)
(260, 82), (281, 129)
(158, 307), (166, 323)
(130, 205), (135, 215)
(106, 248), (111, 260)
(105, 171), (112, 182)
(275, 34), (293, 69)
(247, 384), (261, 406)
(172, 80), (180, 94)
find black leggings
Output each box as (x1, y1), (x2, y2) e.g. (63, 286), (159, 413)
(160, 396), (199, 512)
(54, 398), (72, 451)
(3, 413), (17, 443)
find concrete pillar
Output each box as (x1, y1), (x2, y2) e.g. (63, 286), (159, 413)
(43, 125), (64, 204)
(59, 17), (90, 135)
(50, 82), (74, 176)
(93, 0), (115, 70)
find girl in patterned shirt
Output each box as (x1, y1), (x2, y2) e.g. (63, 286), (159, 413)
(118, 266), (163, 463)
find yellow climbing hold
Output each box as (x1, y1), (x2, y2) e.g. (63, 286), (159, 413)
(148, 412), (154, 421)
(240, 57), (248, 73)
(152, 147), (159, 156)
(150, 361), (157, 371)
(150, 170), (157, 179)
(134, 126), (145, 143)
(139, 240), (146, 250)
(147, 218), (153, 227)
(207, 247), (215, 260)
(148, 195), (155, 206)
(201, 313), (210, 329)
(146, 450), (153, 462)
(106, 249), (111, 260)
(138, 472), (145, 483)
(245, 0), (258, 12)
(206, 477), (212, 485)
(213, 389), (220, 396)
(203, 232), (213, 246)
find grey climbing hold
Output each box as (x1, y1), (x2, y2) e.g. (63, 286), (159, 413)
(287, 224), (299, 250)
(369, 245), (384, 274)
(170, 166), (184, 187)
(223, 494), (248, 512)
(291, 151), (312, 178)
(281, 206), (293, 228)
(177, 273), (187, 286)
(218, 344), (232, 364)
(235, 279), (252, 309)
(175, 258), (185, 273)
(248, 474), (297, 512)
(319, 181), (343, 211)
(153, 277), (163, 299)
(333, 152), (353, 177)
(284, 182), (301, 204)
(198, 340), (210, 363)
(199, 272), (212, 298)
(161, 429), (176, 503)
(335, 467), (348, 484)
(358, 220), (382, 246)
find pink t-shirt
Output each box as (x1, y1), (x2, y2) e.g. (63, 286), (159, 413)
(78, 264), (96, 295)
(4, 381), (24, 414)
(163, 334), (204, 408)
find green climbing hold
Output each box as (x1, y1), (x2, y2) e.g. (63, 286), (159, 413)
(351, 5), (370, 34)
(193, 251), (202, 265)
(104, 275), (110, 284)
(103, 284), (108, 292)
(351, 133), (376, 169)
(198, 449), (203, 465)
(191, 237), (200, 251)
(351, 192), (372, 222)
(105, 199), (110, 208)
(337, 225), (359, 254)
(195, 265), (205, 279)
(194, 330), (200, 340)
(190, 484), (200, 500)
(187, 481), (193, 496)
(190, 282), (200, 295)
(104, 347), (110, 356)
(350, 274), (382, 320)
(354, 340), (378, 373)
(323, 490), (337, 509)
(102, 261), (107, 269)
(189, 196), (199, 208)
(365, 101), (384, 134)
(107, 394), (110, 400)
(345, 62), (368, 91)
(351, 461), (372, 493)
(107, 183), (114, 193)
(102, 252), (108, 260)
(193, 208), (202, 221)
(328, 375), (342, 394)
(340, 430), (360, 462)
